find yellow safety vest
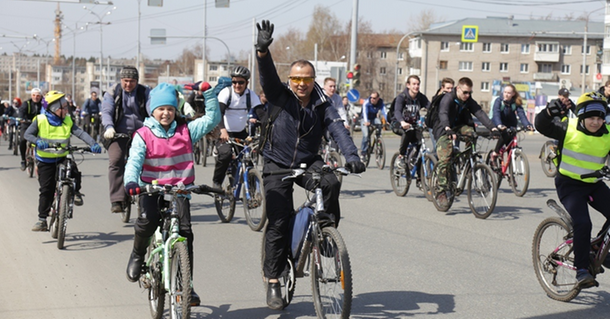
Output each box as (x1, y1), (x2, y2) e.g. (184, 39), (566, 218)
(35, 114), (73, 159)
(559, 118), (610, 183)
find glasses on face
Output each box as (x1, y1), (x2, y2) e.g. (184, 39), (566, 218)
(370, 96), (379, 100)
(232, 80), (246, 85)
(289, 76), (315, 84)
(460, 88), (473, 95)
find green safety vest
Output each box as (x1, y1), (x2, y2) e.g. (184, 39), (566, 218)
(35, 114), (73, 159)
(559, 118), (610, 183)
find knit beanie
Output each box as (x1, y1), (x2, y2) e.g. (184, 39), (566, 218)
(150, 83), (178, 113)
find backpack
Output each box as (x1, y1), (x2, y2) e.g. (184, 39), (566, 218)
(257, 102), (282, 154)
(424, 92), (446, 128)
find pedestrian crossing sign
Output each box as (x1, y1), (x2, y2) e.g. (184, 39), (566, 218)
(462, 25), (478, 43)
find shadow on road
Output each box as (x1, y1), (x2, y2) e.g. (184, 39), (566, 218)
(42, 231), (133, 250)
(523, 290), (610, 318)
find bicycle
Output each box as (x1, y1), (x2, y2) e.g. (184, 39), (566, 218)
(485, 127), (531, 197)
(389, 126), (437, 199)
(47, 145), (94, 249)
(85, 113), (101, 143)
(2, 116), (21, 155)
(319, 135), (343, 185)
(138, 182), (224, 319)
(362, 121), (386, 170)
(214, 137), (267, 231)
(25, 142), (36, 178)
(430, 132), (498, 219)
(540, 140), (559, 178)
(260, 164), (354, 317)
(532, 167), (610, 302)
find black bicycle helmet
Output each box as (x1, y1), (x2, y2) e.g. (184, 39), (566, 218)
(230, 66), (251, 80)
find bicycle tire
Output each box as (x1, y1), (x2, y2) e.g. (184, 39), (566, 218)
(146, 241), (165, 319)
(193, 140), (201, 165)
(260, 227), (295, 308)
(485, 150), (503, 189)
(420, 153), (437, 201)
(540, 141), (558, 178)
(509, 149), (530, 197)
(202, 138), (209, 167)
(375, 137), (386, 170)
(169, 241), (191, 318)
(311, 226), (353, 319)
(57, 184), (71, 249)
(467, 163), (498, 219)
(243, 168), (267, 232)
(389, 152), (410, 197)
(328, 151), (343, 185)
(431, 166), (454, 212)
(12, 131), (19, 156)
(27, 157), (35, 178)
(49, 196), (59, 239)
(532, 217), (580, 302)
(214, 175), (236, 223)
(121, 197), (132, 223)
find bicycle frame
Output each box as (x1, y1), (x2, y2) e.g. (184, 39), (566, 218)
(227, 139), (257, 202)
(406, 127), (431, 179)
(366, 124), (383, 156)
(496, 130), (525, 177)
(448, 137), (481, 194)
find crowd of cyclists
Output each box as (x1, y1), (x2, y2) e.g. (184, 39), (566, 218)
(6, 18), (610, 313)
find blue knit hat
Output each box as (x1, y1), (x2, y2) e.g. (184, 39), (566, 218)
(150, 82), (178, 113)
(577, 102), (606, 119)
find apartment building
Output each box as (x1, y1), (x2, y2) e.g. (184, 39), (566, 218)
(407, 16), (603, 110)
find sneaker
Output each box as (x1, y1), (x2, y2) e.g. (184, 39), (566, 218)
(266, 282), (284, 310)
(190, 289), (201, 306)
(32, 219), (48, 232)
(576, 269), (597, 289)
(396, 155), (406, 169)
(74, 192), (84, 206)
(436, 191), (449, 208)
(111, 202), (123, 213)
(20, 161), (26, 171)
(416, 178), (422, 189)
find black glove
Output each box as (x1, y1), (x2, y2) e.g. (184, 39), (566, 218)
(256, 20), (274, 53)
(546, 103), (562, 118)
(491, 129), (502, 138)
(346, 161), (366, 174)
(444, 129), (456, 137)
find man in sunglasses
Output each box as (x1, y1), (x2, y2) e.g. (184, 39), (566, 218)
(255, 19), (365, 310)
(432, 77), (498, 209)
(212, 65), (262, 189)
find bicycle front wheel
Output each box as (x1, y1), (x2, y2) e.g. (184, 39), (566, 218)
(375, 137), (386, 170)
(328, 151), (343, 185)
(540, 141), (558, 177)
(243, 168), (267, 231)
(532, 217), (580, 302)
(389, 152), (410, 197)
(57, 184), (71, 249)
(169, 241), (191, 318)
(27, 156), (35, 178)
(121, 197), (132, 223)
(467, 163), (497, 219)
(509, 149), (530, 197)
(430, 167), (454, 212)
(214, 175), (236, 223)
(420, 153), (437, 201)
(49, 194), (60, 239)
(311, 226), (352, 319)
(193, 140), (201, 165)
(201, 138), (209, 167)
(147, 241), (165, 319)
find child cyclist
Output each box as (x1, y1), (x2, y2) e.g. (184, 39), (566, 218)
(24, 91), (102, 232)
(535, 91), (610, 289)
(123, 79), (228, 306)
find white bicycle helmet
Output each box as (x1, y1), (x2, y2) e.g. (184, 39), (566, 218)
(230, 66), (251, 80)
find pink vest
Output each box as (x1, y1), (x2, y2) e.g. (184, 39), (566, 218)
(137, 123), (195, 185)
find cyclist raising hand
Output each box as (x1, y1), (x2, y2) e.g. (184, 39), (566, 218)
(535, 91), (610, 289)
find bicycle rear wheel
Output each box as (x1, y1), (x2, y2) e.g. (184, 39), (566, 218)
(311, 226), (352, 319)
(57, 184), (71, 249)
(121, 197), (132, 223)
(202, 138), (210, 167)
(193, 140), (201, 165)
(540, 141), (558, 178)
(169, 241), (191, 318)
(509, 149), (530, 197)
(146, 241), (165, 319)
(389, 152), (410, 197)
(243, 168), (266, 231)
(375, 137), (386, 170)
(532, 217), (580, 302)
(467, 163), (497, 219)
(214, 175), (236, 223)
(420, 153), (437, 201)
(430, 166), (454, 212)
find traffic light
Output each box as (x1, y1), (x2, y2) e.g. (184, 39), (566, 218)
(347, 71), (354, 80)
(352, 64), (361, 88)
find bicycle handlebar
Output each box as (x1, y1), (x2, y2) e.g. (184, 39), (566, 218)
(43, 144), (94, 154)
(267, 164), (352, 180)
(140, 182), (224, 196)
(580, 166), (610, 180)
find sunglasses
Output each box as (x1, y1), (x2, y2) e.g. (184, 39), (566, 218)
(460, 89), (473, 95)
(232, 80), (246, 85)
(289, 76), (315, 84)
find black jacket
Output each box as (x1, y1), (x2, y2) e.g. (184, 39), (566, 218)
(394, 90), (429, 124)
(432, 88), (495, 140)
(257, 52), (359, 168)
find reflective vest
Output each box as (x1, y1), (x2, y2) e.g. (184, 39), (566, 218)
(558, 118), (610, 183)
(137, 123), (195, 185)
(35, 114), (72, 159)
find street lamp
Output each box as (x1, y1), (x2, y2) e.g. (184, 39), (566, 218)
(63, 23), (86, 100)
(394, 31), (419, 97)
(10, 40), (30, 99)
(33, 34), (55, 89)
(83, 5), (116, 91)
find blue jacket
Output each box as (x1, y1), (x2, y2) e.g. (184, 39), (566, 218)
(257, 52), (359, 168)
(82, 98), (101, 115)
(101, 83), (151, 134)
(361, 98), (387, 123)
(492, 98), (532, 128)
(124, 88), (220, 187)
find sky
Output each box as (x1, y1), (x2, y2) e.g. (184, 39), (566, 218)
(0, 0), (607, 62)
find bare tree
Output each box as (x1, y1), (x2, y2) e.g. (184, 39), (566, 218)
(407, 8), (445, 32)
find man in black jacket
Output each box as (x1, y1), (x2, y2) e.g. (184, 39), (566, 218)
(432, 77), (498, 208)
(255, 19), (365, 310)
(18, 88), (43, 170)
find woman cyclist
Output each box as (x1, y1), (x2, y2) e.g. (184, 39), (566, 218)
(490, 83), (533, 159)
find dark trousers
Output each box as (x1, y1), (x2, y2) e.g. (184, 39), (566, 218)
(212, 129), (248, 185)
(398, 127), (422, 156)
(494, 129), (516, 153)
(37, 159), (81, 219)
(262, 158), (341, 279)
(555, 174), (610, 270)
(135, 194), (194, 272)
(19, 124), (30, 161)
(107, 138), (130, 203)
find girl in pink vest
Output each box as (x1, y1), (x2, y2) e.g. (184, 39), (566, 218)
(123, 80), (228, 305)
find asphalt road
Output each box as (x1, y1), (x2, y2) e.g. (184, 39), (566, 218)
(1, 131), (610, 319)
